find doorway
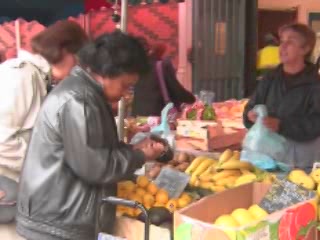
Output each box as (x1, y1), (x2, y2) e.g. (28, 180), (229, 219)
(258, 8), (297, 49)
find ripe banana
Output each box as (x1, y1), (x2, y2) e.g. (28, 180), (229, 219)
(240, 169), (252, 175)
(232, 151), (240, 160)
(198, 174), (214, 182)
(215, 175), (240, 186)
(189, 175), (198, 186)
(202, 163), (217, 176)
(216, 160), (253, 171)
(192, 159), (216, 177)
(234, 173), (257, 187)
(218, 149), (233, 164)
(199, 181), (213, 189)
(185, 156), (207, 174)
(211, 170), (241, 181)
(210, 185), (226, 193)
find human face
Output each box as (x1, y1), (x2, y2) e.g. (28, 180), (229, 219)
(279, 29), (309, 65)
(102, 73), (139, 103)
(51, 53), (77, 82)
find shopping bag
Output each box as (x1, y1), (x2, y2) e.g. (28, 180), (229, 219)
(241, 105), (290, 171)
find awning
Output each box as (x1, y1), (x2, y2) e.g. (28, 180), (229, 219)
(85, 0), (183, 12)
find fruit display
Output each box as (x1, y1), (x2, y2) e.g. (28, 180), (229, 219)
(186, 149), (276, 192)
(145, 152), (199, 179)
(287, 168), (319, 191)
(116, 175), (194, 222)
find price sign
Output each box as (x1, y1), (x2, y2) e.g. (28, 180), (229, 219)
(259, 179), (316, 214)
(154, 167), (190, 199)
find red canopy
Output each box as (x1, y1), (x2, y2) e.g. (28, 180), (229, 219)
(84, 0), (112, 12)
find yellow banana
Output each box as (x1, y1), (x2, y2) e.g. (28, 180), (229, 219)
(234, 173), (257, 187)
(218, 149), (233, 164)
(216, 160), (253, 171)
(232, 151), (240, 160)
(215, 175), (240, 186)
(192, 159), (216, 177)
(199, 181), (213, 189)
(240, 169), (252, 175)
(198, 174), (214, 182)
(185, 156), (207, 174)
(210, 185), (226, 193)
(201, 162), (217, 176)
(211, 170), (241, 181)
(194, 179), (201, 187)
(189, 175), (198, 186)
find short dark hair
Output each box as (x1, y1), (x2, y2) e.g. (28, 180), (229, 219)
(31, 20), (89, 64)
(279, 23), (316, 59)
(78, 31), (150, 78)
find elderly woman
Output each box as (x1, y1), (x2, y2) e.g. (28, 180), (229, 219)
(243, 23), (320, 171)
(16, 31), (165, 240)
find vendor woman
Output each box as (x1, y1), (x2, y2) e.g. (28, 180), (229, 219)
(243, 23), (320, 172)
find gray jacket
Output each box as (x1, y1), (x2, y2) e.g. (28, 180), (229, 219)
(16, 66), (145, 240)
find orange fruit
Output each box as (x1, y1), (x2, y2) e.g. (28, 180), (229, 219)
(180, 192), (192, 202)
(136, 187), (147, 197)
(155, 189), (169, 204)
(153, 202), (165, 208)
(177, 197), (190, 209)
(147, 182), (159, 195)
(134, 208), (142, 217)
(166, 199), (178, 213)
(129, 194), (143, 203)
(143, 193), (155, 207)
(123, 207), (135, 217)
(136, 175), (150, 188)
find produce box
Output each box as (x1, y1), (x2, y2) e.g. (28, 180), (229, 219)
(114, 216), (171, 240)
(174, 183), (317, 240)
(175, 127), (246, 152)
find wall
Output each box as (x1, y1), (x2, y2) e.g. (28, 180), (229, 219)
(258, 0), (320, 23)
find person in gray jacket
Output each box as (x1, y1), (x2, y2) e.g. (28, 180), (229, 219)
(244, 23), (320, 171)
(16, 31), (164, 240)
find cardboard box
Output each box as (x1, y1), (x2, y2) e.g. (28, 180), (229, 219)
(114, 216), (171, 240)
(174, 183), (317, 240)
(175, 127), (246, 152)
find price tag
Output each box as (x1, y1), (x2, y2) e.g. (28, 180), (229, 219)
(312, 162), (320, 172)
(154, 167), (190, 199)
(259, 179), (316, 214)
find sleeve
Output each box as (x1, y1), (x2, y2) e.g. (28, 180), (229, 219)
(243, 77), (271, 129)
(0, 67), (37, 165)
(59, 97), (145, 185)
(162, 58), (196, 105)
(279, 85), (320, 142)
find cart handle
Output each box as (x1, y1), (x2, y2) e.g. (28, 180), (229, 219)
(101, 196), (150, 240)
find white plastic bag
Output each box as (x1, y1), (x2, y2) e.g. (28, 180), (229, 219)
(241, 105), (289, 171)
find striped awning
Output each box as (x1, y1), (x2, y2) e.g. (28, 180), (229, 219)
(85, 0), (183, 12)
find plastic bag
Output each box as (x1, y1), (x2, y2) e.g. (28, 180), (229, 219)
(130, 102), (175, 148)
(241, 105), (290, 171)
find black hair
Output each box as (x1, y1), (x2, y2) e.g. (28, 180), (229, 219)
(78, 30), (150, 78)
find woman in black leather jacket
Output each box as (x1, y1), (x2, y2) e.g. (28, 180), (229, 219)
(16, 31), (164, 240)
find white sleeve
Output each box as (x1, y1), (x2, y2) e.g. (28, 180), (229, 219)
(0, 66), (37, 169)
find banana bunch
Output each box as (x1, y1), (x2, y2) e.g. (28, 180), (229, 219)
(186, 149), (275, 193)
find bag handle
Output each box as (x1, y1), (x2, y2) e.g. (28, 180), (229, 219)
(156, 60), (171, 104)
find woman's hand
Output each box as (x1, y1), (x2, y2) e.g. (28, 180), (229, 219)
(248, 110), (257, 123)
(263, 117), (280, 132)
(134, 138), (165, 161)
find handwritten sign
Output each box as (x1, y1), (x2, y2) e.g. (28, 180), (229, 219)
(259, 179), (316, 214)
(312, 162), (320, 172)
(154, 167), (190, 199)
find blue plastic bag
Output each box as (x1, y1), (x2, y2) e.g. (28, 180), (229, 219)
(130, 103), (175, 148)
(241, 105), (290, 171)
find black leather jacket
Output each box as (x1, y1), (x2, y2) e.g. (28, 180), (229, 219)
(16, 66), (145, 240)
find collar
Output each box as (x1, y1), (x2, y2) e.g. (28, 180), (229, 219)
(71, 65), (105, 94)
(17, 50), (51, 75)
